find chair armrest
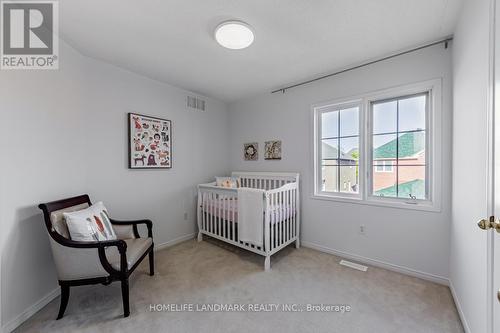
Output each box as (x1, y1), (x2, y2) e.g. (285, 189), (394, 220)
(62, 238), (127, 250)
(49, 236), (128, 276)
(110, 219), (153, 238)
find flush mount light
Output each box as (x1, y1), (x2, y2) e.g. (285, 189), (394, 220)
(215, 20), (254, 50)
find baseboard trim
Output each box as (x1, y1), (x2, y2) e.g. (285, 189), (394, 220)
(301, 241), (449, 286)
(154, 233), (196, 252)
(2, 287), (60, 333)
(449, 280), (471, 333)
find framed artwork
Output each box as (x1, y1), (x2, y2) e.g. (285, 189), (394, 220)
(128, 113), (172, 169)
(264, 140), (282, 160)
(243, 142), (258, 161)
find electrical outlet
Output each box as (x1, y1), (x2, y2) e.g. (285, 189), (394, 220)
(184, 212), (188, 220)
(359, 225), (366, 235)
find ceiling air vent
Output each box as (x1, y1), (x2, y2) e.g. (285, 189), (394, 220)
(187, 96), (206, 111)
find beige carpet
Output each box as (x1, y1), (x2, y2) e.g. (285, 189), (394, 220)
(15, 238), (463, 333)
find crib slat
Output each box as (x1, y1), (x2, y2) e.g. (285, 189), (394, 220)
(222, 195), (226, 238)
(217, 195), (221, 236)
(293, 188), (296, 238)
(206, 192), (209, 233)
(285, 189), (289, 243)
(282, 191), (285, 245)
(232, 198), (235, 241)
(277, 191), (281, 247)
(289, 189), (292, 241)
(276, 191), (279, 248)
(207, 192), (211, 233)
(214, 193), (217, 235)
(288, 189), (291, 242)
(290, 189), (293, 240)
(212, 192), (216, 234)
(211, 192), (214, 233)
(201, 192), (204, 232)
(203, 192), (206, 232)
(271, 192), (275, 250)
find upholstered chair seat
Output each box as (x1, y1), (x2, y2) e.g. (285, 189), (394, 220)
(105, 238), (153, 271)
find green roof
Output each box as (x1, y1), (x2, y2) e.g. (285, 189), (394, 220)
(373, 131), (425, 159)
(374, 179), (425, 199)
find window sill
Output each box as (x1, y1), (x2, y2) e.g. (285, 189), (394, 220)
(311, 193), (441, 212)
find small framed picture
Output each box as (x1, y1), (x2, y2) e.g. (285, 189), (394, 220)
(128, 113), (172, 169)
(244, 142), (258, 161)
(265, 140), (282, 160)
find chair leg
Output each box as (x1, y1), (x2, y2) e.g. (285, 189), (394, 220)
(149, 250), (155, 276)
(121, 279), (130, 317)
(57, 284), (70, 320)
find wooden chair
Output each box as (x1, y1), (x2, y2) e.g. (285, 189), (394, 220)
(38, 194), (154, 319)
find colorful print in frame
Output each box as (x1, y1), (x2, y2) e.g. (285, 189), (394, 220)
(129, 113), (172, 169)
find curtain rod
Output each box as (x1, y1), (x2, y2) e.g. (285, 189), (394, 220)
(271, 36), (453, 94)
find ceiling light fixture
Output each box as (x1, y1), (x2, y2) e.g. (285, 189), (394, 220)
(214, 20), (254, 50)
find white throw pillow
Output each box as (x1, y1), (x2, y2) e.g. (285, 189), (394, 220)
(63, 202), (117, 242)
(215, 177), (240, 188)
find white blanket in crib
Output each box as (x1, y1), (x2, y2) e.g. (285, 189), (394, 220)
(237, 187), (265, 246)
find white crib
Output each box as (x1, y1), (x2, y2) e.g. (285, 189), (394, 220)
(197, 171), (300, 271)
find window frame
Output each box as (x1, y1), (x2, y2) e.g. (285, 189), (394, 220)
(312, 79), (442, 212)
(313, 99), (364, 200)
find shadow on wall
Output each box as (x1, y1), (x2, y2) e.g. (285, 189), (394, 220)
(2, 205), (58, 323)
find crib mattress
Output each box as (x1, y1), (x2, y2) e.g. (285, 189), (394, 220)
(203, 198), (295, 223)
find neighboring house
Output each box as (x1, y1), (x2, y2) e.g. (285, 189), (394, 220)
(322, 142), (357, 192)
(373, 131), (426, 199)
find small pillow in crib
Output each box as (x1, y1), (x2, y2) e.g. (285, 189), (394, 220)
(63, 201), (117, 241)
(215, 177), (240, 188)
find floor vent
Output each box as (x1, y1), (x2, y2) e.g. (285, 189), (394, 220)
(187, 96), (206, 111)
(339, 260), (368, 272)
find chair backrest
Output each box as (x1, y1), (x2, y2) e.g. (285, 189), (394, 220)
(39, 195), (92, 239)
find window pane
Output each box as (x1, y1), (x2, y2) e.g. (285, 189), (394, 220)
(321, 139), (339, 160)
(374, 160), (393, 172)
(321, 164), (338, 192)
(396, 166), (426, 199)
(373, 134), (397, 160)
(372, 165), (397, 197)
(397, 131), (426, 164)
(399, 95), (426, 132)
(321, 110), (338, 138)
(340, 165), (359, 193)
(373, 100), (397, 134)
(340, 137), (359, 162)
(340, 107), (359, 137)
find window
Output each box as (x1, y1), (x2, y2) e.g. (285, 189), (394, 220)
(370, 93), (427, 200)
(313, 80), (441, 211)
(316, 103), (360, 197)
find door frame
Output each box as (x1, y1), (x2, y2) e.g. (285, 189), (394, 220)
(488, 0), (497, 332)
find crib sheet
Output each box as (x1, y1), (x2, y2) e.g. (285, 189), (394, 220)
(203, 198), (294, 223)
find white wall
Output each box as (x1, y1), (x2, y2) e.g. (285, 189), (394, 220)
(228, 44), (453, 280)
(83, 57), (230, 248)
(0, 41), (229, 331)
(450, 0), (491, 332)
(0, 42), (89, 331)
